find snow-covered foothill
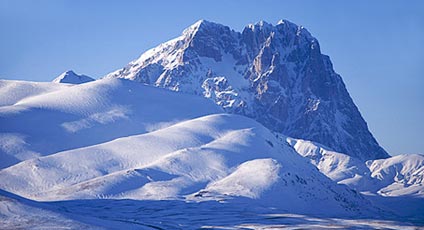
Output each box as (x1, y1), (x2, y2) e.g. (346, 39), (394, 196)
(0, 114), (377, 216)
(0, 79), (70, 107)
(288, 138), (424, 198)
(0, 78), (221, 168)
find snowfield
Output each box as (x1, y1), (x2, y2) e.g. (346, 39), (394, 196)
(0, 189), (420, 230)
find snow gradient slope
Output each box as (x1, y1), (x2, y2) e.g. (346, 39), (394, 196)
(0, 114), (378, 216)
(0, 78), (221, 168)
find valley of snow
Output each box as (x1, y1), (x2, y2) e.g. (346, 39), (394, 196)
(2, 189), (420, 230)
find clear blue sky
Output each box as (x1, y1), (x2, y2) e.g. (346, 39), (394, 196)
(1, 0), (423, 156)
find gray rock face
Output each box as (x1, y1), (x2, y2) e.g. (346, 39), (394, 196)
(106, 19), (389, 160)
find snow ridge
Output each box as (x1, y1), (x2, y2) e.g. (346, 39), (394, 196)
(288, 137), (424, 197)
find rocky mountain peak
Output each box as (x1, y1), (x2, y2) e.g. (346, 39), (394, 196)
(53, 70), (94, 84)
(105, 20), (389, 160)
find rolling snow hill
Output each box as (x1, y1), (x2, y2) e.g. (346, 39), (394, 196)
(0, 78), (221, 169)
(0, 79), (71, 107)
(0, 112), (377, 216)
(0, 77), (380, 216)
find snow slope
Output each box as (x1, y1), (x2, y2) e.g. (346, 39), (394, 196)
(288, 138), (424, 197)
(288, 138), (424, 219)
(0, 79), (70, 107)
(0, 78), (221, 168)
(0, 113), (378, 216)
(367, 154), (424, 197)
(0, 189), (103, 229)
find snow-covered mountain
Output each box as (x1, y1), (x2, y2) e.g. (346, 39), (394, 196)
(105, 19), (388, 161)
(288, 137), (424, 198)
(287, 137), (424, 218)
(1, 19), (423, 228)
(53, 70), (94, 84)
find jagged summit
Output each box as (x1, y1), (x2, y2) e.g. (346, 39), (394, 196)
(53, 70), (94, 84)
(183, 19), (225, 34)
(246, 20), (277, 31)
(105, 20), (389, 160)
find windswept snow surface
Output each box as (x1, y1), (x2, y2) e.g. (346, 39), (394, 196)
(0, 79), (70, 107)
(0, 78), (221, 168)
(1, 190), (419, 230)
(0, 189), (100, 229)
(0, 113), (377, 217)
